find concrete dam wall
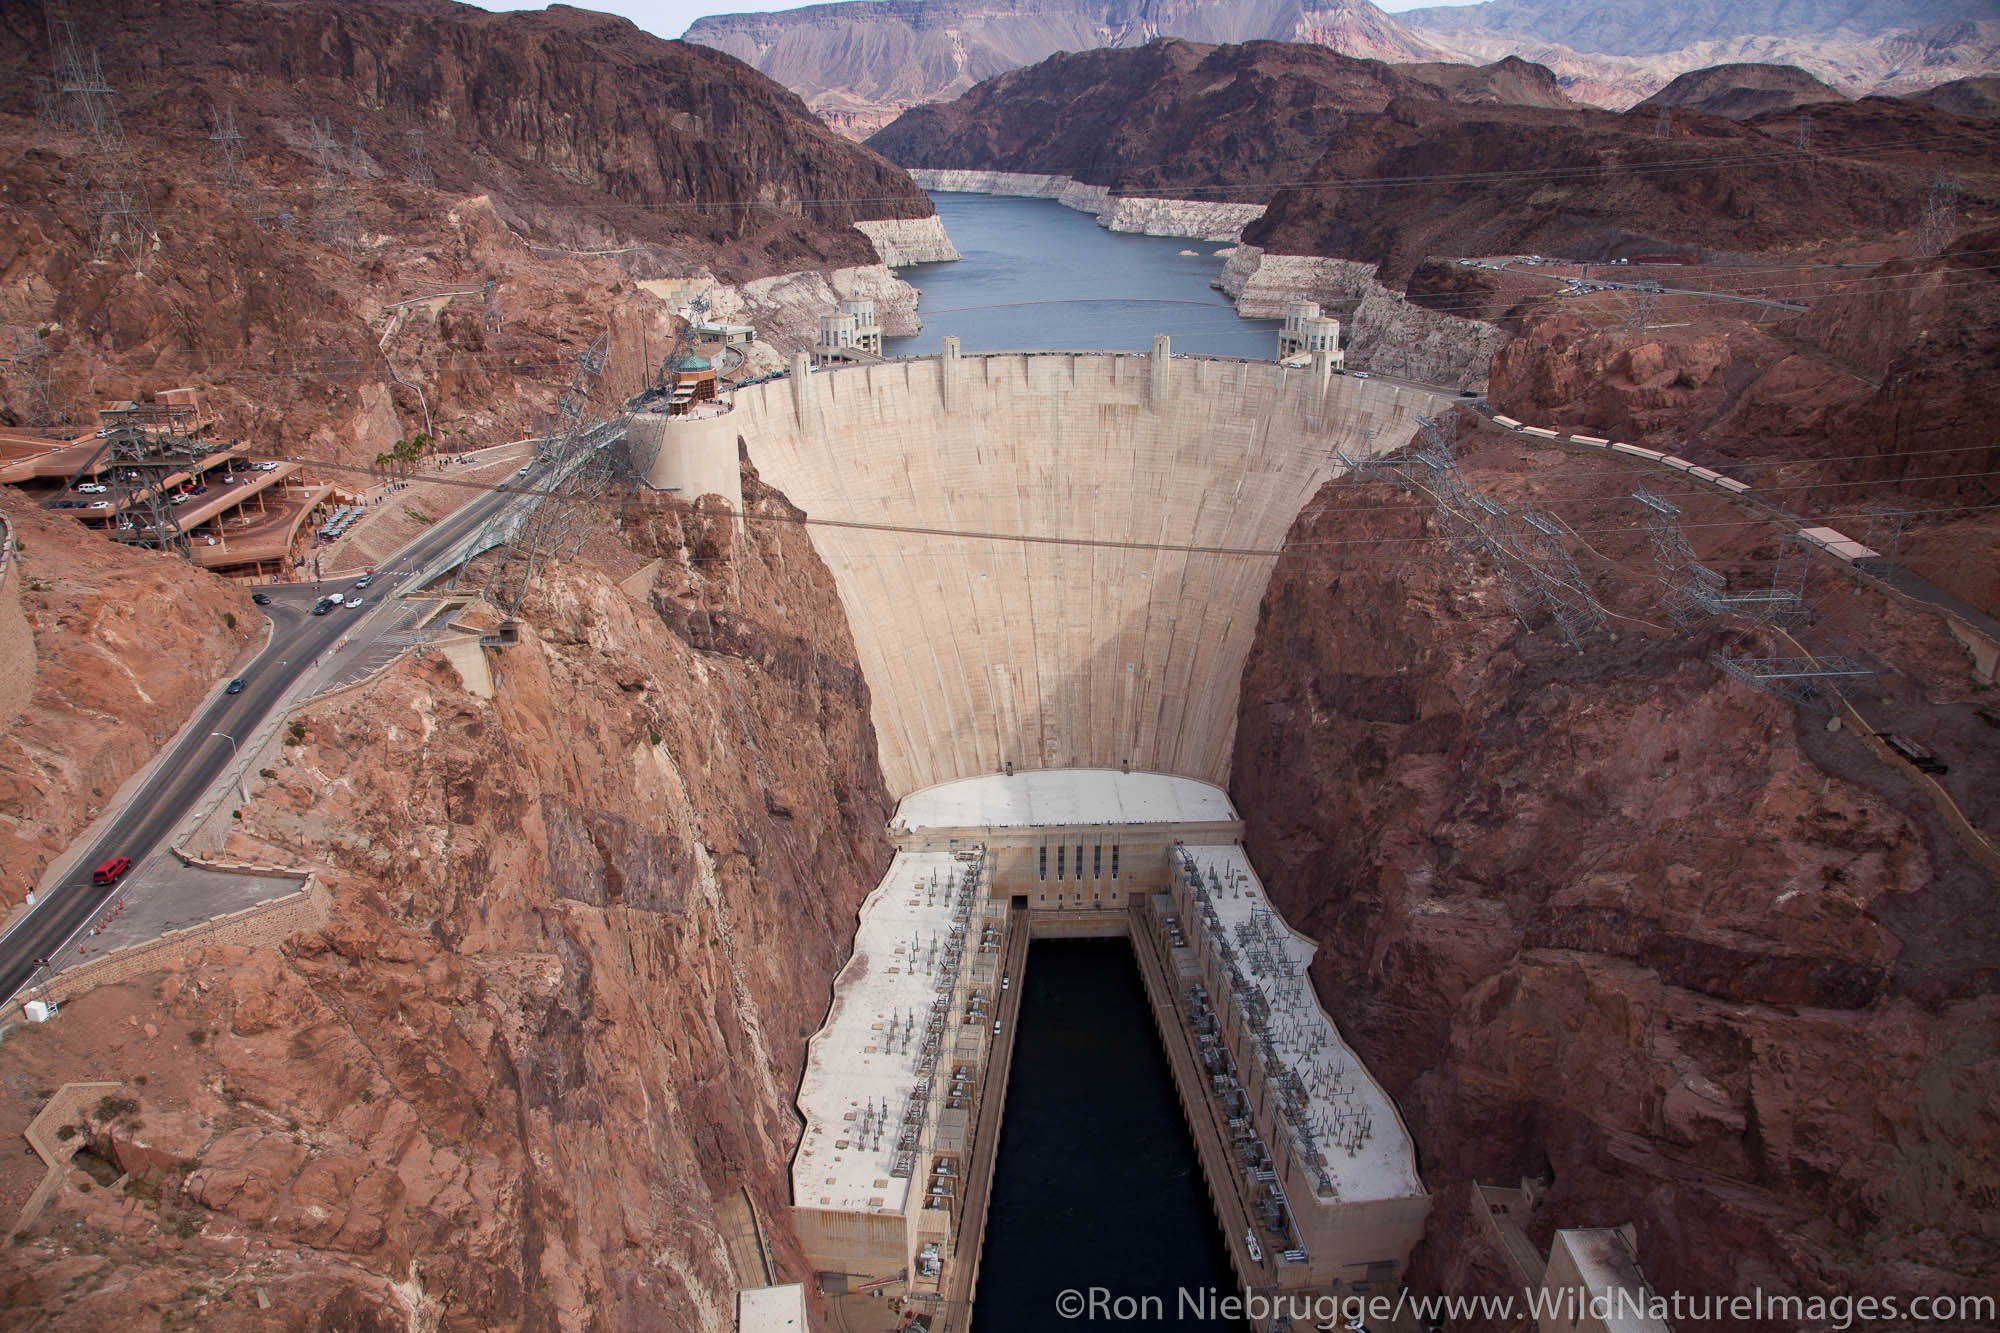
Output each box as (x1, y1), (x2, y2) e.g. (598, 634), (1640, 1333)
(655, 347), (1428, 796)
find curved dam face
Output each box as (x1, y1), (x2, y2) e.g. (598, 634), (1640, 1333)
(653, 346), (1426, 796)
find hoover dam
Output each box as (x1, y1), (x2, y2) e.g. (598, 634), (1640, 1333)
(642, 343), (1438, 1321)
(644, 340), (1429, 795)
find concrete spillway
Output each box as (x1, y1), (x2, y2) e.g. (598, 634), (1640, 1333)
(652, 344), (1427, 796)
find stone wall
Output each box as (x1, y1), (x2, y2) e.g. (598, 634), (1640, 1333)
(717, 348), (1431, 796)
(0, 514), (33, 735)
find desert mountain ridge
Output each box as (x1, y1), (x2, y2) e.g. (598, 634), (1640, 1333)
(870, 40), (2000, 283)
(688, 0), (2000, 129)
(1637, 60), (1850, 118)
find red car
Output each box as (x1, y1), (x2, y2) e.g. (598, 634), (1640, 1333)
(90, 856), (131, 885)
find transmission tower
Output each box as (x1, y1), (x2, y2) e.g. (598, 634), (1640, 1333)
(44, 1), (158, 269)
(1793, 112), (1812, 153)
(1861, 506), (1909, 567)
(1625, 290), (1658, 331)
(405, 126), (433, 188)
(93, 404), (204, 557)
(30, 76), (60, 133)
(208, 104), (250, 200)
(307, 117), (356, 258)
(481, 277), (502, 334)
(1391, 416), (1604, 646)
(1632, 486), (1809, 627)
(1916, 173), (1961, 256)
(463, 327), (628, 611)
(1653, 105), (1670, 138)
(9, 331), (58, 430)
(1713, 651), (1871, 707)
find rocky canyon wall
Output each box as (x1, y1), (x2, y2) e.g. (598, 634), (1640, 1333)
(0, 497), (256, 911)
(0, 467), (895, 1331)
(1229, 447), (2000, 1325)
(1218, 245), (1509, 387)
(908, 169), (1265, 241)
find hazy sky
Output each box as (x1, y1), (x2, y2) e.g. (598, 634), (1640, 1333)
(460, 0), (1473, 42)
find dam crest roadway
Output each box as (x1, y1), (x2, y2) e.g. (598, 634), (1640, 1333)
(640, 338), (1430, 797)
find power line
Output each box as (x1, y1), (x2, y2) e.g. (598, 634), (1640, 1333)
(254, 442), (2000, 565)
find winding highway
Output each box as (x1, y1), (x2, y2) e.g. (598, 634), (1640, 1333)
(0, 467), (534, 1008)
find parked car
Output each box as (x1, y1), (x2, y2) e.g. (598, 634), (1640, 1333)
(225, 677), (246, 694)
(90, 856), (131, 885)
(88, 501), (110, 509)
(191, 484), (209, 495)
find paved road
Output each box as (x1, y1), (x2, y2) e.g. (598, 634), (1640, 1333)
(1490, 261), (1809, 314)
(0, 471), (528, 1007)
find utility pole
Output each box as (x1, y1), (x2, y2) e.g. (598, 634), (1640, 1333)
(1794, 112), (1811, 153)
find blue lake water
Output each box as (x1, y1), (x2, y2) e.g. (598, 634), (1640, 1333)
(883, 193), (1281, 360)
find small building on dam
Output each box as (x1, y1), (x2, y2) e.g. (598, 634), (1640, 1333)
(634, 341), (1433, 1322)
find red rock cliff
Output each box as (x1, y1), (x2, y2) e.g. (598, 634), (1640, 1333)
(1229, 437), (2000, 1326)
(0, 466), (894, 1330)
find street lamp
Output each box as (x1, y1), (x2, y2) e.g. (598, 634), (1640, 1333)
(212, 731), (247, 805)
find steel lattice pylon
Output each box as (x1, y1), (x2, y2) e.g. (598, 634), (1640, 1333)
(1713, 652), (1872, 706)
(44, 1), (157, 268)
(1405, 417), (1605, 646)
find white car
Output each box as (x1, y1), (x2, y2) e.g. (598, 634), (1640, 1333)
(346, 597), (365, 609)
(1351, 371), (1372, 379)
(76, 483), (105, 494)
(88, 501), (109, 509)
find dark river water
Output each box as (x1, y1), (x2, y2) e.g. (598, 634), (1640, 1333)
(883, 192), (1281, 360)
(970, 938), (1238, 1332)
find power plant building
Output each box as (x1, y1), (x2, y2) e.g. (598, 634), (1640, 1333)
(791, 770), (1429, 1313)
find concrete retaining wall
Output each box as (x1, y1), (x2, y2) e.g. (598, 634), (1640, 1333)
(14, 1079), (123, 1232)
(4, 872), (328, 1022)
(715, 349), (1427, 796)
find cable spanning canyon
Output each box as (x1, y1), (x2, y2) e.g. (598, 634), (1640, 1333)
(646, 343), (1427, 795)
